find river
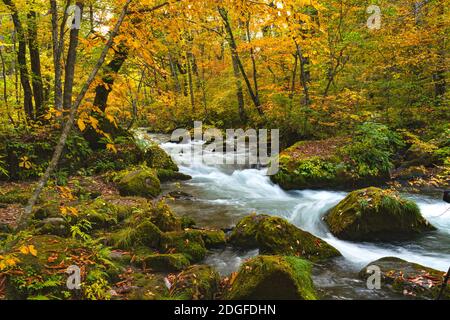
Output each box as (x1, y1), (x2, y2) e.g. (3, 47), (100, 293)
(144, 132), (450, 299)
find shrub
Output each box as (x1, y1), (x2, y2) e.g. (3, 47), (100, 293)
(342, 122), (404, 177)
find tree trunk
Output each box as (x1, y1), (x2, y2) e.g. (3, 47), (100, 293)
(50, 0), (67, 111)
(433, 0), (446, 102)
(187, 52), (195, 112)
(83, 44), (129, 148)
(27, 10), (45, 118)
(0, 49), (15, 125)
(245, 18), (259, 105)
(231, 54), (246, 122)
(3, 0), (34, 120)
(62, 2), (83, 110)
(295, 41), (311, 107)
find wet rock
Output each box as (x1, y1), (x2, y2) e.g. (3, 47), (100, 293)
(168, 191), (194, 201)
(116, 167), (161, 198)
(360, 257), (449, 300)
(444, 191), (450, 203)
(198, 229), (227, 249)
(325, 187), (436, 241)
(225, 255), (317, 300)
(229, 214), (340, 261)
(170, 265), (221, 300)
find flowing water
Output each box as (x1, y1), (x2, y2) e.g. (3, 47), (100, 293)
(143, 131), (450, 299)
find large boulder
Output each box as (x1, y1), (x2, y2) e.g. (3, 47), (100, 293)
(170, 265), (221, 300)
(271, 123), (404, 190)
(225, 255), (317, 300)
(360, 257), (449, 300)
(116, 167), (161, 198)
(325, 187), (435, 241)
(271, 137), (352, 190)
(229, 214), (340, 262)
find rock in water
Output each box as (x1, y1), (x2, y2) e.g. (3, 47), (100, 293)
(229, 214), (340, 261)
(144, 144), (179, 171)
(360, 257), (449, 300)
(444, 191), (450, 203)
(325, 187), (435, 241)
(225, 255), (317, 300)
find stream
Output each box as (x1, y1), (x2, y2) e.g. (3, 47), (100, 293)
(144, 132), (450, 300)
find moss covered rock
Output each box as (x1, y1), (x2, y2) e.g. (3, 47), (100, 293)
(156, 169), (192, 183)
(270, 137), (353, 190)
(325, 187), (435, 241)
(137, 253), (190, 272)
(33, 196), (147, 232)
(225, 255), (317, 300)
(159, 230), (207, 263)
(145, 144), (179, 172)
(110, 219), (162, 249)
(199, 229), (227, 248)
(170, 265), (220, 300)
(229, 214), (340, 261)
(149, 201), (182, 232)
(360, 257), (449, 300)
(116, 167), (161, 198)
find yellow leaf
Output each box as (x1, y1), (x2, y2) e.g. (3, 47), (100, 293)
(19, 245), (29, 255)
(106, 143), (117, 153)
(78, 118), (86, 132)
(29, 245), (38, 257)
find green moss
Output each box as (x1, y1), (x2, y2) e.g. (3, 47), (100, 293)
(360, 257), (449, 300)
(110, 219), (162, 249)
(136, 253), (190, 272)
(170, 265), (221, 300)
(180, 216), (196, 229)
(127, 272), (171, 300)
(0, 188), (33, 205)
(325, 187), (436, 241)
(145, 144), (179, 172)
(199, 230), (226, 248)
(225, 255), (317, 300)
(149, 201), (182, 232)
(159, 230), (207, 263)
(156, 169), (191, 183)
(229, 214), (340, 262)
(116, 167), (161, 198)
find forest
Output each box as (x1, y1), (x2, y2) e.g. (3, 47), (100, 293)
(0, 0), (448, 301)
